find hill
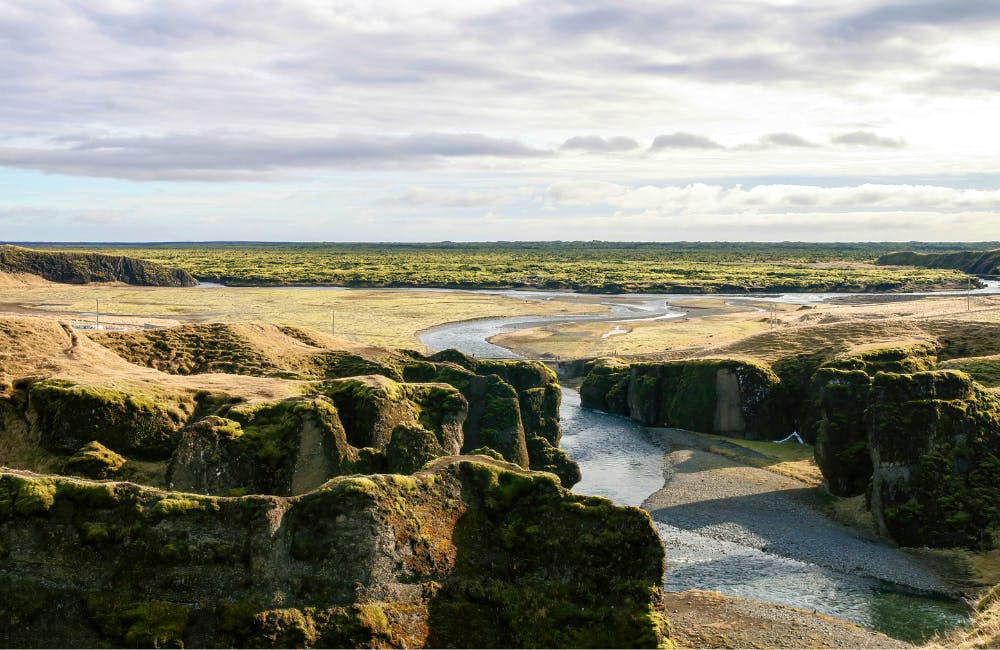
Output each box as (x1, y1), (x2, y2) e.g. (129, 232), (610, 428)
(0, 245), (196, 286)
(877, 249), (1000, 276)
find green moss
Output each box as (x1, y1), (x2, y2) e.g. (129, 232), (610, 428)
(84, 593), (190, 648)
(151, 495), (215, 517)
(939, 355), (1000, 388)
(580, 358), (632, 415)
(65, 441), (127, 479)
(0, 474), (57, 516)
(869, 371), (1000, 547)
(29, 379), (188, 458)
(428, 459), (668, 648)
(310, 351), (404, 381)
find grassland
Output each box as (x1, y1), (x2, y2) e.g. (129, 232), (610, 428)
(21, 242), (992, 293)
(0, 284), (605, 350)
(496, 293), (1000, 361)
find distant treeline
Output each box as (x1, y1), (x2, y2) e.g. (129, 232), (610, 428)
(12, 241), (994, 293)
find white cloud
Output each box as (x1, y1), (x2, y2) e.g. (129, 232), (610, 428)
(1, 0), (1000, 240)
(831, 130), (906, 148)
(547, 181), (1000, 214)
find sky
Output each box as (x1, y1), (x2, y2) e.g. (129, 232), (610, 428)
(1, 0), (1000, 242)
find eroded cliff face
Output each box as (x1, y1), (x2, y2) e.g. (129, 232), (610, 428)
(82, 324), (580, 488)
(579, 344), (1000, 549)
(868, 370), (1000, 548)
(0, 245), (196, 287)
(0, 318), (651, 648)
(0, 457), (669, 649)
(580, 358), (791, 440)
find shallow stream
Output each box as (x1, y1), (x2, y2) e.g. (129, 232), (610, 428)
(418, 292), (980, 643)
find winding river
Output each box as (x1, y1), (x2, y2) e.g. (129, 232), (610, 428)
(416, 288), (996, 643)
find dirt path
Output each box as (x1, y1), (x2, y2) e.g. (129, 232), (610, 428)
(644, 428), (951, 595)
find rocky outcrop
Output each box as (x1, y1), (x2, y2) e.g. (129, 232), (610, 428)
(0, 458), (669, 648)
(579, 358), (631, 416)
(27, 379), (194, 459)
(810, 369), (873, 497)
(877, 249), (1000, 276)
(580, 358), (791, 440)
(88, 327), (580, 487)
(404, 350), (581, 487)
(806, 344), (951, 499)
(868, 370), (1000, 548)
(0, 245), (196, 287)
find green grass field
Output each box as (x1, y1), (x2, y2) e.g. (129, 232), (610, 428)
(26, 242), (990, 293)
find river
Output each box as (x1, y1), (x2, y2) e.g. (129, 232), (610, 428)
(417, 289), (982, 643)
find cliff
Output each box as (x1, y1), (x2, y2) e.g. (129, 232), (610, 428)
(0, 245), (196, 287)
(580, 358), (791, 440)
(877, 249), (1000, 277)
(0, 458), (669, 648)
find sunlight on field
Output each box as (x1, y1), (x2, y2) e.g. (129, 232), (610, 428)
(493, 313), (771, 358)
(0, 285), (606, 350)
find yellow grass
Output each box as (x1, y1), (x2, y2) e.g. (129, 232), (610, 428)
(0, 285), (606, 350)
(492, 313), (771, 359)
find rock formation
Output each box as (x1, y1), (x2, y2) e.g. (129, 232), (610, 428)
(0, 458), (669, 648)
(0, 245), (196, 287)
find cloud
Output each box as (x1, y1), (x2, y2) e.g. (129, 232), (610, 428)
(650, 132), (725, 150)
(547, 181), (1000, 213)
(833, 0), (1000, 40)
(383, 186), (528, 208)
(0, 132), (551, 180)
(831, 131), (906, 148)
(560, 135), (640, 152)
(756, 132), (820, 148)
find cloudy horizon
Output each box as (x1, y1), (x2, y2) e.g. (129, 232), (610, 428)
(2, 0), (999, 242)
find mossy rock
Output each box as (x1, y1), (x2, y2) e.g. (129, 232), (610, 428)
(65, 441), (126, 480)
(170, 397), (357, 496)
(868, 370), (1000, 547)
(28, 379), (190, 459)
(579, 358), (631, 415)
(84, 592), (190, 648)
(0, 460), (670, 648)
(810, 369), (872, 497)
(623, 359), (789, 439)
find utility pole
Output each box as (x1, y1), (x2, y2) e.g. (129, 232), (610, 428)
(331, 310), (336, 336)
(968, 277), (972, 312)
(96, 299), (100, 330)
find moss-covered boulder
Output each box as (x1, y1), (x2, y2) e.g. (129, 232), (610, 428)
(65, 441), (126, 480)
(0, 458), (669, 648)
(810, 369), (873, 497)
(580, 357), (631, 415)
(28, 379), (191, 459)
(868, 370), (1000, 547)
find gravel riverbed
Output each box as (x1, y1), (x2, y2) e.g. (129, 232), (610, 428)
(644, 428), (953, 596)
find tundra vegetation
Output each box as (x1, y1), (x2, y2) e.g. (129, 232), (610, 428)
(30, 241), (996, 292)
